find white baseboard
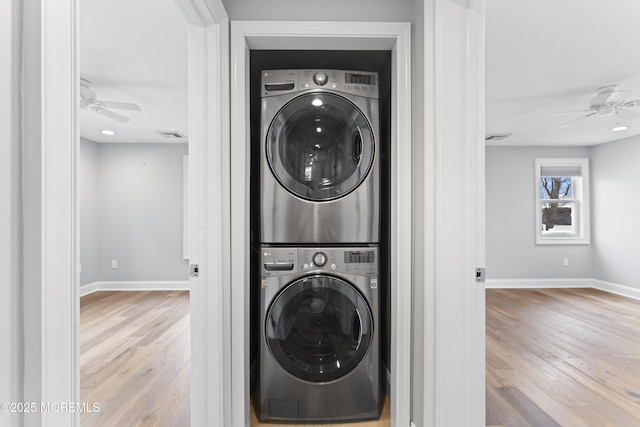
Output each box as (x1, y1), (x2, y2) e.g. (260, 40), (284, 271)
(485, 278), (591, 289)
(591, 279), (640, 301)
(79, 280), (190, 297)
(79, 281), (100, 296)
(486, 278), (640, 301)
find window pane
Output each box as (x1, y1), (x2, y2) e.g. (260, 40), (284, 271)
(539, 177), (572, 200)
(541, 201), (575, 235)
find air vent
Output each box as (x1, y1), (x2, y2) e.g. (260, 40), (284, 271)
(485, 133), (513, 142)
(155, 130), (186, 139)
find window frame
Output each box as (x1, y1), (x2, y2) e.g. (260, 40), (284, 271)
(534, 158), (590, 245)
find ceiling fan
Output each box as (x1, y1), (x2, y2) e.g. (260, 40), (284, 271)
(549, 85), (640, 129)
(80, 78), (141, 123)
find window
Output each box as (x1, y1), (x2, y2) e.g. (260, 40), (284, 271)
(535, 158), (590, 244)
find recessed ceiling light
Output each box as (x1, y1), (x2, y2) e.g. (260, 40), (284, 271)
(611, 124), (629, 132)
(101, 129), (115, 136)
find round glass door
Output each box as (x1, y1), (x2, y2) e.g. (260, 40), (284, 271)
(265, 275), (373, 383)
(266, 92), (375, 201)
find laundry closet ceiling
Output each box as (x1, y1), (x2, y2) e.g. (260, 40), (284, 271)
(79, 0), (188, 143)
(80, 0), (640, 146)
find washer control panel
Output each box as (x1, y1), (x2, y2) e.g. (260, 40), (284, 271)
(261, 246), (378, 276)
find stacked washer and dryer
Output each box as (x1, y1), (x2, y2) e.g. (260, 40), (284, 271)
(257, 69), (382, 423)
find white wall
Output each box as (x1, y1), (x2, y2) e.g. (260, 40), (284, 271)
(80, 139), (100, 285)
(221, 0), (414, 21)
(591, 135), (640, 290)
(486, 146), (592, 280)
(80, 142), (189, 286)
(1, 0), (23, 424)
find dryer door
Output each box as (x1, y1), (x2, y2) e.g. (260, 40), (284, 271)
(265, 275), (373, 383)
(266, 93), (375, 201)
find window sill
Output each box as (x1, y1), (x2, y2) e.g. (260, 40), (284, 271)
(536, 236), (590, 245)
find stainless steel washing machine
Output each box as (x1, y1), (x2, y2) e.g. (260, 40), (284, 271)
(257, 245), (381, 423)
(260, 69), (380, 244)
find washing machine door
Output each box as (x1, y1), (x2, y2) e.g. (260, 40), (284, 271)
(265, 275), (373, 383)
(266, 92), (375, 201)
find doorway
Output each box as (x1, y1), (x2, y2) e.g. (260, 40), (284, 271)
(77, 0), (191, 423)
(229, 21), (413, 426)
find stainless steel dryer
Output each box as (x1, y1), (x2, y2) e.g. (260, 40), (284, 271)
(260, 69), (380, 244)
(257, 246), (381, 423)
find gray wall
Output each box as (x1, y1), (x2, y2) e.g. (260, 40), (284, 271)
(1, 0), (23, 424)
(80, 139), (100, 285)
(486, 146), (592, 280)
(80, 142), (189, 286)
(591, 135), (640, 289)
(221, 0), (414, 21)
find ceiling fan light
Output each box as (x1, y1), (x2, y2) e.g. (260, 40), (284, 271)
(611, 124), (628, 132)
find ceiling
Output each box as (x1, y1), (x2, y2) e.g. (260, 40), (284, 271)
(80, 0), (640, 146)
(486, 0), (640, 147)
(79, 0), (188, 143)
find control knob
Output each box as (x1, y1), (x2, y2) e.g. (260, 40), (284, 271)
(313, 72), (328, 86)
(313, 252), (327, 267)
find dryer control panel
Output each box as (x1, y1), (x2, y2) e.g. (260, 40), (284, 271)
(261, 246), (378, 277)
(261, 69), (379, 99)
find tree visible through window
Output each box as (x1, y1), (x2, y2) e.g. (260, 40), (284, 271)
(540, 177), (572, 231)
(535, 158), (590, 244)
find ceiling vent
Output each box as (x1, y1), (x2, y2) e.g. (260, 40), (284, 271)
(155, 130), (186, 139)
(485, 133), (513, 142)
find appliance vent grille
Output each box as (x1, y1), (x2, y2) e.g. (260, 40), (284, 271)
(485, 133), (513, 142)
(155, 130), (186, 139)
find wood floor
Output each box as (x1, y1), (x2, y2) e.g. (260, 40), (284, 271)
(486, 288), (640, 427)
(81, 288), (640, 426)
(80, 291), (191, 427)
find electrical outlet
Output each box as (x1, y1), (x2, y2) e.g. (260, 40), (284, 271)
(563, 258), (569, 267)
(112, 260), (118, 269)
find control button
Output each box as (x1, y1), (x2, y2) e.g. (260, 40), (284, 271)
(313, 252), (327, 267)
(331, 263), (336, 269)
(370, 278), (378, 289)
(303, 82), (310, 88)
(303, 263), (309, 269)
(313, 72), (328, 86)
(332, 83), (337, 88)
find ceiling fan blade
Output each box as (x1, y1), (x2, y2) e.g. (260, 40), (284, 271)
(547, 109), (594, 116)
(95, 107), (130, 122)
(99, 100), (141, 111)
(616, 109), (640, 121)
(589, 85), (623, 107)
(622, 99), (640, 108)
(557, 111), (597, 129)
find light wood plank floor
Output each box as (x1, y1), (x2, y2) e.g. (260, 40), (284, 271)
(80, 291), (191, 427)
(486, 288), (640, 427)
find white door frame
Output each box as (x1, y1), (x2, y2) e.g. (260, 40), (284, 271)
(23, 0), (229, 426)
(229, 21), (412, 426)
(418, 0), (486, 425)
(22, 0), (80, 424)
(172, 1), (231, 425)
